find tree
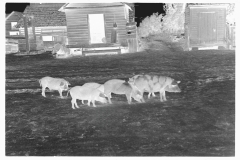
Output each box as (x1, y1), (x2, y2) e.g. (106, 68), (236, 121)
(161, 3), (185, 34)
(15, 15), (33, 28)
(137, 13), (163, 37)
(137, 3), (185, 37)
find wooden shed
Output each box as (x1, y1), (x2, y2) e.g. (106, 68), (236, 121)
(5, 11), (24, 54)
(17, 3), (67, 52)
(6, 11), (23, 37)
(59, 3), (137, 56)
(185, 5), (228, 50)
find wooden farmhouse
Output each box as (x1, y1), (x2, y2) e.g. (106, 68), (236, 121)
(58, 3), (137, 56)
(17, 3), (67, 52)
(185, 5), (228, 50)
(5, 11), (24, 54)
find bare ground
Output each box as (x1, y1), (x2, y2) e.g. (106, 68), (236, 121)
(5, 49), (235, 156)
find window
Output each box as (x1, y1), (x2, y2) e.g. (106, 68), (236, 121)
(11, 22), (17, 30)
(9, 31), (19, 35)
(42, 36), (53, 41)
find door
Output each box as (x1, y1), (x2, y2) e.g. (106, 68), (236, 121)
(198, 12), (217, 44)
(88, 14), (106, 44)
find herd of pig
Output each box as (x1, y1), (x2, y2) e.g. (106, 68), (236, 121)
(39, 75), (181, 109)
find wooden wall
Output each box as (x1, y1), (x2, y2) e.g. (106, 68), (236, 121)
(185, 6), (226, 47)
(65, 5), (128, 47)
(6, 12), (22, 36)
(19, 26), (67, 37)
(18, 26), (67, 51)
(6, 38), (19, 54)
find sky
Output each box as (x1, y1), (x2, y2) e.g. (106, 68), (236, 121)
(135, 3), (164, 26)
(5, 3), (30, 14)
(5, 2), (165, 26)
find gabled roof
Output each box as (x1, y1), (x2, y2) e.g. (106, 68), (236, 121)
(188, 4), (228, 8)
(20, 3), (66, 27)
(59, 3), (131, 12)
(6, 11), (22, 21)
(187, 3), (229, 8)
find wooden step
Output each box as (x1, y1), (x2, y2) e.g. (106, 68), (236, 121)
(83, 48), (121, 56)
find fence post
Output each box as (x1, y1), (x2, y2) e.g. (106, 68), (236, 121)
(23, 15), (29, 52)
(31, 16), (36, 41)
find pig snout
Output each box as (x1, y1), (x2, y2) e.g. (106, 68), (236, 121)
(172, 85), (181, 92)
(165, 85), (181, 92)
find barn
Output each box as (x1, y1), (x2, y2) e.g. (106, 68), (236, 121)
(185, 5), (228, 50)
(17, 3), (67, 52)
(58, 3), (137, 56)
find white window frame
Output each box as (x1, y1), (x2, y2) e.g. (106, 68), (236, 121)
(11, 22), (18, 30)
(42, 36), (53, 41)
(9, 31), (19, 35)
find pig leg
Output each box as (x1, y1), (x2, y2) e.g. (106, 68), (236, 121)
(106, 93), (112, 104)
(148, 92), (155, 99)
(152, 92), (156, 97)
(58, 89), (63, 98)
(140, 91), (144, 99)
(87, 100), (91, 106)
(162, 91), (167, 101)
(126, 93), (132, 104)
(75, 99), (79, 108)
(147, 92), (151, 99)
(71, 98), (77, 109)
(140, 96), (145, 103)
(81, 100), (85, 104)
(159, 90), (164, 102)
(92, 99), (96, 107)
(148, 89), (156, 98)
(41, 86), (47, 97)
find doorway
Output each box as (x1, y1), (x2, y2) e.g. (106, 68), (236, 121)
(88, 14), (106, 44)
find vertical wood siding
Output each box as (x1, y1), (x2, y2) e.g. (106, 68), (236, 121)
(65, 5), (127, 46)
(185, 6), (226, 47)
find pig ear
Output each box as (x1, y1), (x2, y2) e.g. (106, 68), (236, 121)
(177, 81), (181, 84)
(60, 81), (64, 86)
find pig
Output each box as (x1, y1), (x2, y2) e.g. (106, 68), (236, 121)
(103, 79), (144, 104)
(67, 86), (107, 109)
(81, 82), (108, 104)
(82, 82), (104, 93)
(39, 76), (70, 98)
(128, 74), (181, 102)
